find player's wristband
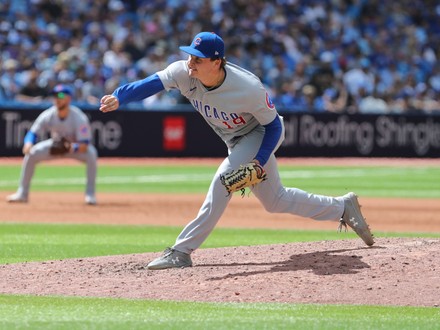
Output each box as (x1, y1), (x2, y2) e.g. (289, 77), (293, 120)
(72, 143), (79, 153)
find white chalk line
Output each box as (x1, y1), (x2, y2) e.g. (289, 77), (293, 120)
(0, 168), (429, 187)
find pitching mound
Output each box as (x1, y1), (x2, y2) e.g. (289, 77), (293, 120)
(1, 237), (438, 307)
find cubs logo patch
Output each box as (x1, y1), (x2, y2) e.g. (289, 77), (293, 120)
(79, 124), (89, 134)
(194, 37), (202, 46)
(265, 93), (275, 109)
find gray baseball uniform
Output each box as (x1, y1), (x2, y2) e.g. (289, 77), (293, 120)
(157, 61), (344, 254)
(14, 105), (97, 199)
(106, 32), (374, 270)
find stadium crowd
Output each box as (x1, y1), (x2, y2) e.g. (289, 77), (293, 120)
(1, 0), (440, 114)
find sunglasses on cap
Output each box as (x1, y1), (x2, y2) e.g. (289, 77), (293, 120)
(54, 92), (69, 99)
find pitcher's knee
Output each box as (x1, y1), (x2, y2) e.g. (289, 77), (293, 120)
(260, 200), (279, 213)
(27, 150), (46, 162)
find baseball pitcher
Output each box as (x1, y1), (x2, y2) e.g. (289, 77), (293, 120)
(100, 32), (374, 269)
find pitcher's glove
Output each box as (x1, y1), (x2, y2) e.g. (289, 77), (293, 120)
(49, 137), (71, 155)
(220, 162), (267, 196)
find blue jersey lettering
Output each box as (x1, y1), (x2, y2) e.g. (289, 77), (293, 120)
(213, 107), (220, 119)
(192, 100), (201, 113)
(191, 99), (246, 129)
(204, 104), (211, 118)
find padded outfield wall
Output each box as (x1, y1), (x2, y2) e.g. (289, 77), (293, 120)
(1, 105), (439, 158)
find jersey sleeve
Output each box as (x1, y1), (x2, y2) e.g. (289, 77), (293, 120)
(254, 115), (284, 166)
(76, 122), (92, 143)
(29, 108), (51, 137)
(250, 85), (278, 125)
(156, 61), (191, 93)
(249, 84), (283, 166)
(75, 111), (92, 143)
(112, 74), (165, 105)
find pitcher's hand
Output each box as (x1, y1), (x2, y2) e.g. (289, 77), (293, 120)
(100, 95), (119, 113)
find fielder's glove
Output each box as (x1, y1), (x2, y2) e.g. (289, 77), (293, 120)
(49, 137), (71, 155)
(220, 162), (267, 196)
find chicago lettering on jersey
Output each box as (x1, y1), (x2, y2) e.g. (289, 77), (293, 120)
(192, 99), (246, 128)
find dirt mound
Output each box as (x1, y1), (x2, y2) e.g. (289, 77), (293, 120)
(2, 192), (440, 233)
(1, 237), (438, 307)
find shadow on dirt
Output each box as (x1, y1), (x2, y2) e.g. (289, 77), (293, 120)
(204, 247), (376, 280)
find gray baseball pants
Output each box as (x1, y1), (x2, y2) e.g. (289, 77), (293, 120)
(15, 139), (97, 199)
(173, 126), (345, 254)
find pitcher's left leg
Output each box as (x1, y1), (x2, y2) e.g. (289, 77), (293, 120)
(251, 155), (344, 221)
(251, 156), (374, 245)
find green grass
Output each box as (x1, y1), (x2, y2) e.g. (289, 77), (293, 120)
(1, 295), (439, 330)
(0, 223), (178, 264)
(1, 162), (439, 329)
(1, 222), (439, 264)
(1, 164), (439, 197)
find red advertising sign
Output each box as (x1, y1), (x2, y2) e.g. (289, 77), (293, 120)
(163, 116), (186, 151)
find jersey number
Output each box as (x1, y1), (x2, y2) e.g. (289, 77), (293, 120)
(222, 116), (246, 129)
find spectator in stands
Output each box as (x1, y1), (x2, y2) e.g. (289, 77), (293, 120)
(1, 59), (22, 101)
(0, 0), (438, 114)
(301, 84), (325, 112)
(322, 82), (349, 114)
(411, 87), (440, 114)
(276, 81), (308, 112)
(15, 69), (50, 103)
(343, 58), (375, 101)
(358, 88), (389, 114)
(428, 66), (440, 94)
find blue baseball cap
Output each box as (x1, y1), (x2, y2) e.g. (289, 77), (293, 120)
(179, 32), (225, 59)
(52, 84), (73, 98)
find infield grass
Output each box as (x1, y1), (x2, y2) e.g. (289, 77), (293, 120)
(0, 162), (439, 329)
(1, 222), (438, 264)
(1, 295), (439, 330)
(1, 163), (439, 197)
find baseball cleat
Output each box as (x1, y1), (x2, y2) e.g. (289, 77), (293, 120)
(6, 193), (28, 203)
(85, 194), (97, 205)
(339, 192), (375, 246)
(147, 247), (193, 270)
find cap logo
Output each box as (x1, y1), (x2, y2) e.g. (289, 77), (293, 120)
(215, 51), (219, 55)
(194, 37), (202, 46)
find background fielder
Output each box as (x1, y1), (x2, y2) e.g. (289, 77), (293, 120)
(7, 84), (98, 205)
(100, 32), (374, 269)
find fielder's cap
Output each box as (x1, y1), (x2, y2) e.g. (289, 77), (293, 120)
(52, 84), (73, 98)
(179, 32), (224, 59)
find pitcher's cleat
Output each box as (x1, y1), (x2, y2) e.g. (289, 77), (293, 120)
(6, 193), (28, 203)
(147, 247), (193, 270)
(339, 192), (374, 246)
(85, 194), (97, 205)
